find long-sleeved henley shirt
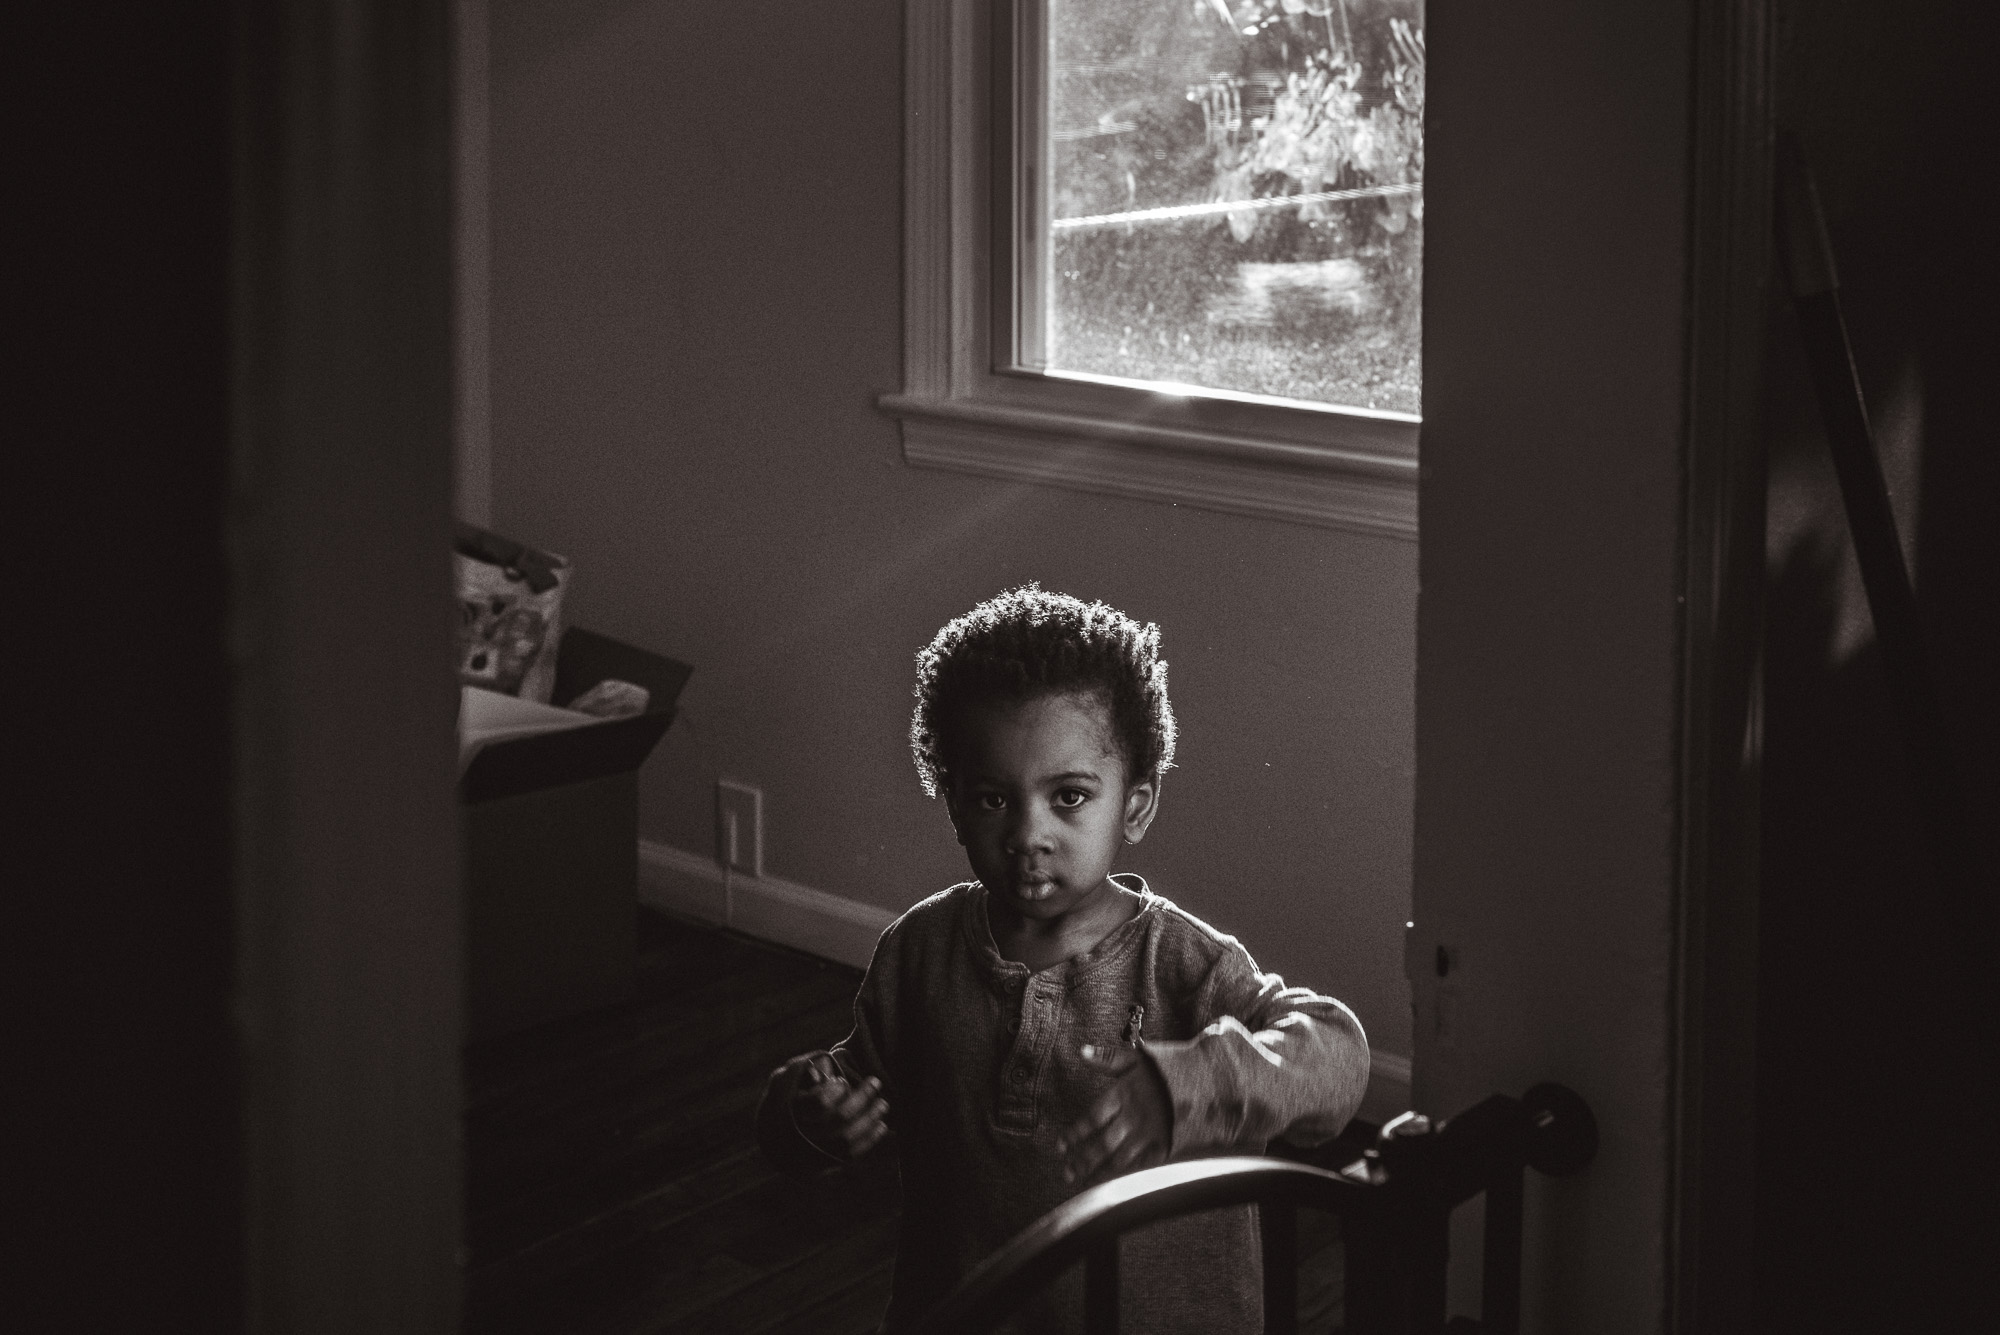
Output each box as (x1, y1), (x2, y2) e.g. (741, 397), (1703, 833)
(755, 876), (1370, 1334)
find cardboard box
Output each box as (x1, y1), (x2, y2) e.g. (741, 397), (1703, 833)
(460, 627), (691, 1042)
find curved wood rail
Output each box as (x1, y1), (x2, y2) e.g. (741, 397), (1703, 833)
(911, 1083), (1598, 1335)
(909, 1157), (1368, 1335)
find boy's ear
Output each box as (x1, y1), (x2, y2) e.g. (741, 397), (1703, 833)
(1121, 775), (1161, 846)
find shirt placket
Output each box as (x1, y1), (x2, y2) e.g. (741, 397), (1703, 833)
(995, 971), (1059, 1131)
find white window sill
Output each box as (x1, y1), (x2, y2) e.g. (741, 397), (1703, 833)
(879, 392), (1419, 540)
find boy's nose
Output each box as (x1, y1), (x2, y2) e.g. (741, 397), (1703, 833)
(1002, 804), (1057, 853)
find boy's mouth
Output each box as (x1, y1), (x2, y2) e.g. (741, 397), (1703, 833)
(1014, 876), (1057, 901)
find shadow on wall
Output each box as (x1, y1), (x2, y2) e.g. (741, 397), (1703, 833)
(1757, 5), (2000, 1318)
(1760, 296), (1994, 1335)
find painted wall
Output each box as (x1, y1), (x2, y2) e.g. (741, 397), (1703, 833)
(484, 0), (1417, 1068)
(1413, 2), (1695, 1331)
(467, 2), (2000, 1329)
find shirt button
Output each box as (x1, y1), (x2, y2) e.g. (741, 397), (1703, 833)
(1010, 1066), (1029, 1084)
(1007, 977), (1023, 993)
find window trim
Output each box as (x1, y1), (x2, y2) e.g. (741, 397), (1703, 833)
(879, 0), (1420, 541)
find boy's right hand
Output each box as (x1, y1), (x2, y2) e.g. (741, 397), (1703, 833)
(788, 1054), (891, 1162)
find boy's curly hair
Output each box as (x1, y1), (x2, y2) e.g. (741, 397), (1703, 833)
(910, 585), (1176, 797)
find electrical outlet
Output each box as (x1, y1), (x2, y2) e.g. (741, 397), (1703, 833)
(715, 780), (762, 877)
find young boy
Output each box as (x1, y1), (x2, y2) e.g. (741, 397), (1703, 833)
(756, 586), (1369, 1333)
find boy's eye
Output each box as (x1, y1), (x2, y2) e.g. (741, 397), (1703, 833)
(1052, 788), (1089, 809)
(975, 793), (1008, 812)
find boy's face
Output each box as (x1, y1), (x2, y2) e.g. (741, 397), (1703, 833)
(943, 692), (1159, 921)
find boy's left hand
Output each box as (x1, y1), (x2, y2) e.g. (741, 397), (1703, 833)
(1058, 1044), (1172, 1186)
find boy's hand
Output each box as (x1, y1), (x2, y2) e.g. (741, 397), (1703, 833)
(788, 1054), (890, 1162)
(1058, 1044), (1172, 1186)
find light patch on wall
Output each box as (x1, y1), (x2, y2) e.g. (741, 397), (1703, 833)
(741, 475), (1049, 662)
(1768, 354), (1924, 669)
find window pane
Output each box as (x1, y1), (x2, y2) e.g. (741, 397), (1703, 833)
(1046, 0), (1423, 415)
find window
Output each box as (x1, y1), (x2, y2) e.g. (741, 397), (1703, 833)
(881, 0), (1422, 539)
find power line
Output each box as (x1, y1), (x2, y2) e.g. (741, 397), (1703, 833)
(1051, 181), (1419, 231)
(1051, 121), (1139, 142)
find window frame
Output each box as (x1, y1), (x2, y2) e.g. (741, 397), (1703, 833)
(878, 0), (1420, 540)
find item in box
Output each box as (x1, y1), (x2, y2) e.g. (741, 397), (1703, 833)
(567, 678), (650, 718)
(455, 524), (569, 702)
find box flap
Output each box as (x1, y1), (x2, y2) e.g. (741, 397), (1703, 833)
(460, 711), (671, 803)
(553, 626), (693, 720)
(457, 624), (689, 804)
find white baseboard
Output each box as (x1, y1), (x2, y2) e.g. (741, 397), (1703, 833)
(637, 840), (894, 971)
(638, 837), (1414, 1111)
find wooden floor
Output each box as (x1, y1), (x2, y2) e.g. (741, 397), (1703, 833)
(464, 907), (1355, 1334)
(464, 909), (898, 1335)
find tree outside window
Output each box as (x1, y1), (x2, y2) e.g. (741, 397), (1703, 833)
(1048, 0), (1424, 414)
